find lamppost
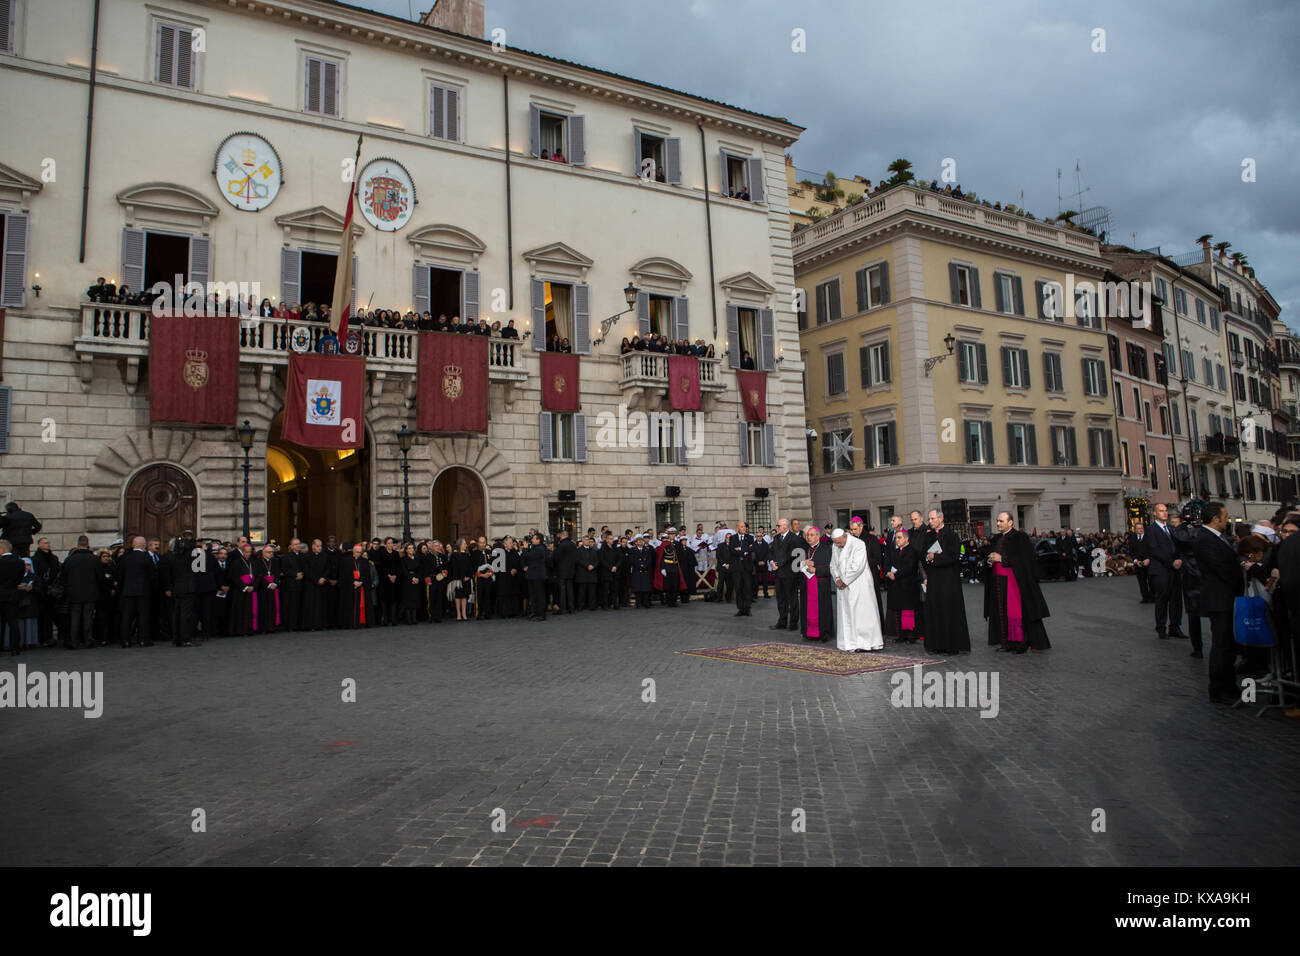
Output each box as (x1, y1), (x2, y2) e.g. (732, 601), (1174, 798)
(397, 423), (414, 542)
(594, 282), (639, 345)
(923, 332), (957, 376)
(237, 419), (256, 540)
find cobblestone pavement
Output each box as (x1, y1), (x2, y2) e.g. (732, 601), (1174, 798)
(2, 576), (1296, 866)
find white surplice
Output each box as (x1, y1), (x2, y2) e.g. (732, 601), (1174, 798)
(829, 535), (884, 650)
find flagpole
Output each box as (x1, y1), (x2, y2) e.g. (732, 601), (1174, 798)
(330, 134), (364, 338)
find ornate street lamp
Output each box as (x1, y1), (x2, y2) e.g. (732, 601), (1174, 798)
(397, 423), (414, 542)
(237, 419), (256, 540)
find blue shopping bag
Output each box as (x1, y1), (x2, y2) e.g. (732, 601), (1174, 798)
(1233, 594), (1274, 646)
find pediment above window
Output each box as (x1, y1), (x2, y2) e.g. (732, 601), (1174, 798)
(629, 256), (693, 295)
(0, 162), (44, 212)
(273, 205), (365, 248)
(719, 271), (775, 306)
(408, 223), (486, 269)
(522, 241), (592, 282)
(117, 182), (220, 233)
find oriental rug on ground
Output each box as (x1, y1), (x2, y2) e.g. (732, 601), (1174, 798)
(677, 642), (939, 676)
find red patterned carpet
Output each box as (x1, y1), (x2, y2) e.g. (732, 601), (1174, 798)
(677, 641), (938, 675)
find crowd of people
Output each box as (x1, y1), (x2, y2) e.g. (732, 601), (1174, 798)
(619, 334), (715, 358)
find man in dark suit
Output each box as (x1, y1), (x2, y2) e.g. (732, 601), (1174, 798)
(1146, 502), (1185, 639)
(768, 517), (800, 631)
(727, 522), (758, 617)
(851, 517), (885, 625)
(62, 536), (102, 649)
(0, 502), (42, 558)
(1192, 501), (1245, 704)
(115, 535), (157, 647)
(553, 530), (578, 614)
(1128, 521), (1153, 602)
(160, 533), (198, 647)
(0, 540), (28, 654)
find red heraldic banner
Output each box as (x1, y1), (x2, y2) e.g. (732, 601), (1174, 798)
(668, 355), (701, 411)
(541, 352), (580, 412)
(417, 331), (488, 433)
(737, 370), (767, 422)
(282, 352), (366, 449)
(149, 313), (240, 426)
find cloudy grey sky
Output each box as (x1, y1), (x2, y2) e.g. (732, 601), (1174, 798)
(359, 0), (1300, 326)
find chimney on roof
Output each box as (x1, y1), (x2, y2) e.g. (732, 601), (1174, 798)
(421, 0), (485, 39)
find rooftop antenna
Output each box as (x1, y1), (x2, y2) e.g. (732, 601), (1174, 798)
(1074, 161), (1091, 212)
(1057, 168), (1062, 215)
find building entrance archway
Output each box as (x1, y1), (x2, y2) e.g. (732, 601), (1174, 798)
(431, 467), (485, 544)
(266, 412), (371, 544)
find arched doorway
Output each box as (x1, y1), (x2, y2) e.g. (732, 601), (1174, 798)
(266, 412), (371, 545)
(123, 464), (197, 544)
(431, 467), (485, 544)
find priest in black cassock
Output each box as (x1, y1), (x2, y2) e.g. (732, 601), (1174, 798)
(226, 544), (255, 636)
(798, 525), (836, 643)
(984, 511), (1051, 652)
(338, 543), (373, 629)
(922, 508), (970, 654)
(301, 538), (329, 631)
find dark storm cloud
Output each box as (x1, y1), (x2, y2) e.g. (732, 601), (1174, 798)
(362, 0), (1300, 322)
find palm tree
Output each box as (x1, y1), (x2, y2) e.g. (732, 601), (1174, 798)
(1195, 234), (1213, 245)
(1057, 209), (1079, 226)
(884, 158), (914, 187)
(814, 171), (844, 203)
(1213, 241), (1231, 257)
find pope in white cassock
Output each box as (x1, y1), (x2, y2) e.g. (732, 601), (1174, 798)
(829, 529), (884, 652)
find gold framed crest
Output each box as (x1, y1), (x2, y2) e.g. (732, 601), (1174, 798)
(442, 363), (463, 400)
(183, 348), (209, 390)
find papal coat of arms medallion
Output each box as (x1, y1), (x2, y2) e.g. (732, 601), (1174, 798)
(183, 348), (209, 390)
(442, 363), (463, 400)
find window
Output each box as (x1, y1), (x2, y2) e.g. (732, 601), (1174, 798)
(429, 83), (461, 141)
(822, 426), (853, 473)
(745, 498), (773, 530)
(1182, 349), (1195, 382)
(1162, 341), (1176, 376)
(957, 340), (988, 384)
(826, 352), (846, 396)
(796, 289), (808, 331)
(1175, 288), (1188, 315)
(634, 129), (682, 184)
(1007, 422), (1037, 465)
(1195, 299), (1206, 324)
(1139, 442), (1147, 476)
(1159, 404), (1170, 435)
(740, 421), (775, 467)
(531, 279), (591, 352)
(1210, 307), (1220, 331)
(879, 506), (894, 532)
(1036, 279), (1064, 321)
(855, 263), (891, 311)
(155, 20), (196, 89)
(1081, 358), (1104, 397)
(964, 420), (994, 464)
(1203, 357), (1214, 384)
(1075, 288), (1098, 328)
(1168, 457), (1178, 492)
(539, 411), (587, 463)
(860, 340), (891, 388)
(1216, 363), (1227, 392)
(649, 413), (685, 466)
(1120, 440), (1131, 476)
(1155, 277), (1168, 303)
(949, 264), (980, 307)
(1112, 381), (1125, 417)
(1088, 427), (1116, 468)
(1233, 372), (1246, 401)
(304, 55), (340, 117)
(1043, 352), (1064, 392)
(1059, 504), (1072, 528)
(994, 272), (1024, 315)
(412, 264), (473, 320)
(1127, 342), (1150, 379)
(720, 151), (764, 202)
(864, 422), (898, 468)
(1001, 346), (1030, 389)
(548, 501), (582, 539)
(655, 501), (686, 531)
(1230, 469), (1241, 496)
(1098, 503), (1111, 531)
(530, 106), (586, 164)
(1132, 386), (1141, 421)
(1171, 402), (1181, 435)
(815, 278), (842, 325)
(1246, 470), (1256, 501)
(1050, 425), (1078, 466)
(726, 305), (774, 370)
(1143, 401), (1152, 432)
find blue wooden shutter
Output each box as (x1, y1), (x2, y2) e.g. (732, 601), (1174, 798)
(528, 104), (541, 158)
(412, 264), (429, 315)
(673, 296), (689, 341)
(574, 414), (588, 462)
(539, 412), (553, 462)
(758, 308), (775, 371)
(636, 290), (650, 337)
(282, 248), (302, 308)
(0, 385), (10, 453)
(763, 423), (775, 467)
(747, 157), (765, 202)
(726, 305), (740, 368)
(530, 278), (546, 350)
(188, 235), (211, 292)
(461, 269), (480, 323)
(1019, 349), (1030, 389)
(573, 283), (590, 354)
(740, 421), (751, 466)
(1, 212), (29, 308)
(970, 268), (982, 309)
(718, 151), (730, 197)
(878, 262), (890, 304)
(121, 228), (145, 296)
(664, 137), (682, 185)
(568, 115), (586, 165)
(976, 342), (988, 384)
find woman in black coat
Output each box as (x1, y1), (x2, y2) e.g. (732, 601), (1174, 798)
(399, 543), (421, 624)
(448, 539), (475, 621)
(94, 549), (117, 646)
(885, 529), (923, 643)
